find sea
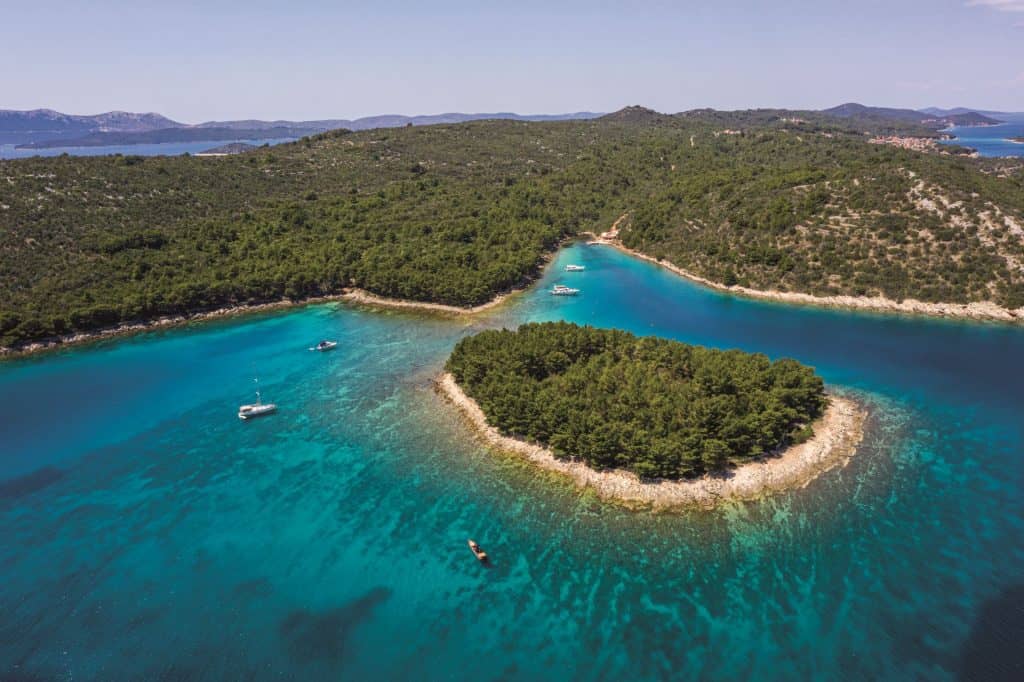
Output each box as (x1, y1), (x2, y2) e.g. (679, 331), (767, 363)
(939, 112), (1024, 158)
(0, 138), (297, 160)
(3, 115), (1022, 161)
(1, 243), (1022, 680)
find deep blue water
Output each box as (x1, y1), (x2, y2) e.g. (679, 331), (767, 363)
(940, 112), (1024, 157)
(0, 137), (297, 160)
(2, 244), (1023, 680)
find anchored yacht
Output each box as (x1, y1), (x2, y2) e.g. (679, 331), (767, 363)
(238, 377), (277, 420)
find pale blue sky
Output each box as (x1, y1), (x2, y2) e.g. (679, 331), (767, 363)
(2, 0), (1022, 122)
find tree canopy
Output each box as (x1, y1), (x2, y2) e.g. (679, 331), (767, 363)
(446, 322), (827, 479)
(3, 111), (1023, 349)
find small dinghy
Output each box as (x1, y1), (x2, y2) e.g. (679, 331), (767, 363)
(239, 377), (277, 420)
(468, 539), (489, 562)
(311, 340), (338, 352)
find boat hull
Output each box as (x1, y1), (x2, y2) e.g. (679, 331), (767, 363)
(238, 404), (277, 420)
(467, 539), (488, 562)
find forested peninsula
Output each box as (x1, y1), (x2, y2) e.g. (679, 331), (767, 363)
(3, 107), (1024, 351)
(441, 322), (864, 507)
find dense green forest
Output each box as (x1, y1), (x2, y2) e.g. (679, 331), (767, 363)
(3, 107), (1024, 348)
(446, 322), (827, 479)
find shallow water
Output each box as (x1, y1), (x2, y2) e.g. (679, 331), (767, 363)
(2, 244), (1022, 680)
(939, 113), (1024, 158)
(0, 137), (297, 160)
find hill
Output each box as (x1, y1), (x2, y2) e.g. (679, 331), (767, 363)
(942, 112), (1002, 127)
(920, 107), (977, 117)
(0, 109), (182, 145)
(824, 103), (929, 123)
(343, 111), (602, 129)
(679, 107), (938, 137)
(922, 107), (1023, 118)
(1, 110), (1023, 349)
(823, 103), (1002, 129)
(0, 109), (180, 133)
(599, 105), (670, 124)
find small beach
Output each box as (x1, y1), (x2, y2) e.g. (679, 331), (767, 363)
(436, 372), (867, 510)
(341, 287), (516, 315)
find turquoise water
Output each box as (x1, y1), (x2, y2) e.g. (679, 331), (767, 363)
(939, 113), (1024, 158)
(0, 138), (297, 160)
(2, 244), (1023, 680)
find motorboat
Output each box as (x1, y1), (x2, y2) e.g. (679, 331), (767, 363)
(468, 539), (489, 562)
(550, 284), (580, 296)
(564, 264), (585, 271)
(311, 340), (338, 352)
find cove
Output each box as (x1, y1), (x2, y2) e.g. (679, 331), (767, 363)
(1, 243), (1022, 680)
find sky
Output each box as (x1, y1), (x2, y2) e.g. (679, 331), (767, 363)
(2, 0), (1022, 122)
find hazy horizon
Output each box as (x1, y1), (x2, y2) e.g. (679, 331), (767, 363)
(2, 0), (1023, 122)
(4, 104), (1024, 127)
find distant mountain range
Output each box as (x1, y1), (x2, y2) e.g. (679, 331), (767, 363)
(920, 107), (1020, 117)
(920, 107), (1024, 124)
(0, 108), (178, 134)
(0, 109), (603, 147)
(0, 103), (1013, 150)
(823, 103), (1002, 128)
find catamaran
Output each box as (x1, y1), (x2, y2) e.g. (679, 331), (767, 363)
(238, 377), (277, 420)
(550, 284), (580, 296)
(564, 264), (585, 271)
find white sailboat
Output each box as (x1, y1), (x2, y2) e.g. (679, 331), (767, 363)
(238, 377), (277, 420)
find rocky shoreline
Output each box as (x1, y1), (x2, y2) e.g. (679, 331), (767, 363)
(0, 295), (347, 358)
(435, 372), (867, 510)
(0, 286), (515, 359)
(2, 248), (564, 359)
(7, 233), (1021, 359)
(587, 236), (1024, 324)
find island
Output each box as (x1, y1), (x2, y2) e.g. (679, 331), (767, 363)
(439, 322), (864, 508)
(4, 106), (1024, 355)
(940, 112), (1002, 127)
